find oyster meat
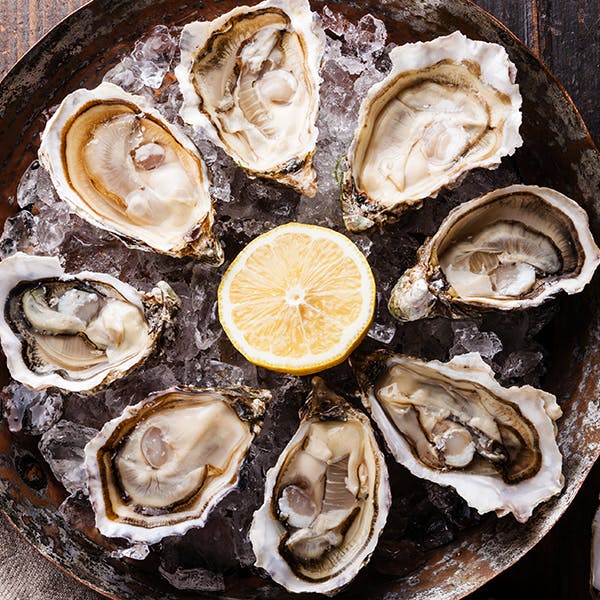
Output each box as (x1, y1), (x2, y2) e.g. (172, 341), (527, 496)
(0, 253), (180, 393)
(175, 0), (324, 196)
(352, 351), (563, 522)
(389, 185), (600, 321)
(39, 82), (223, 263)
(250, 377), (390, 595)
(84, 386), (270, 544)
(342, 31), (522, 231)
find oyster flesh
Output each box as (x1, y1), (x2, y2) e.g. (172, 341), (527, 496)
(250, 377), (390, 595)
(175, 0), (324, 196)
(0, 253), (180, 393)
(342, 31), (522, 232)
(352, 351), (563, 522)
(84, 385), (270, 544)
(39, 82), (223, 263)
(389, 185), (600, 321)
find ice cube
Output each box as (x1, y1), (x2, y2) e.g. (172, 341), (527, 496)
(1, 383), (63, 435)
(35, 202), (71, 255)
(449, 321), (503, 360)
(500, 351), (544, 381)
(17, 161), (58, 208)
(111, 543), (150, 561)
(38, 420), (99, 493)
(0, 211), (36, 258)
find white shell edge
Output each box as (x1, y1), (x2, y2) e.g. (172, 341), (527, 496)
(362, 352), (564, 523)
(347, 30), (523, 206)
(38, 81), (213, 255)
(0, 252), (153, 392)
(174, 0), (324, 174)
(249, 411), (391, 595)
(437, 185), (600, 310)
(83, 387), (257, 545)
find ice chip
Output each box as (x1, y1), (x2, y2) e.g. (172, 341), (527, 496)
(449, 322), (503, 360)
(111, 543), (151, 561)
(1, 382), (63, 435)
(38, 420), (99, 494)
(0, 211), (36, 258)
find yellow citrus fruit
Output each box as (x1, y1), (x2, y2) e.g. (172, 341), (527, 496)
(218, 223), (376, 375)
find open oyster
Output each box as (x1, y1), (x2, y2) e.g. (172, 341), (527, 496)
(175, 0), (324, 197)
(0, 253), (180, 393)
(342, 31), (522, 232)
(84, 385), (270, 544)
(39, 82), (223, 263)
(250, 377), (390, 595)
(352, 351), (563, 522)
(389, 185), (600, 321)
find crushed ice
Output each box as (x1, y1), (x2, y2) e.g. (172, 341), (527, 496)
(104, 25), (178, 93)
(449, 321), (503, 360)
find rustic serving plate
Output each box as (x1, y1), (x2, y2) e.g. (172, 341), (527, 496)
(0, 1), (599, 599)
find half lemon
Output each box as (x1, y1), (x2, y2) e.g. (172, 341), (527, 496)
(218, 223), (376, 375)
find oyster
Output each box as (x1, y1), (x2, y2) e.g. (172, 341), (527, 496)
(352, 351), (563, 522)
(39, 82), (223, 263)
(0, 253), (180, 393)
(250, 377), (390, 595)
(84, 385), (270, 544)
(175, 0), (324, 197)
(389, 185), (600, 321)
(342, 31), (522, 232)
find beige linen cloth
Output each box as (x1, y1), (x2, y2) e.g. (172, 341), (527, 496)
(0, 515), (102, 599)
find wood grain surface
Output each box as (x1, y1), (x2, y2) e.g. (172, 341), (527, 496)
(0, 1), (598, 599)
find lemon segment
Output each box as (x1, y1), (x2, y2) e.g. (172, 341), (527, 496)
(218, 223), (376, 375)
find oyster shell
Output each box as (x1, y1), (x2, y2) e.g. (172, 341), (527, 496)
(250, 377), (390, 595)
(84, 385), (270, 544)
(175, 0), (324, 197)
(352, 351), (563, 522)
(39, 82), (223, 263)
(0, 253), (180, 393)
(342, 31), (523, 232)
(389, 185), (600, 321)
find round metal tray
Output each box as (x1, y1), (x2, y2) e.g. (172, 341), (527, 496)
(0, 1), (599, 598)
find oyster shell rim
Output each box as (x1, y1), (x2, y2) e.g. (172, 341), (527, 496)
(388, 184), (600, 321)
(351, 350), (564, 523)
(342, 30), (524, 232)
(0, 252), (179, 393)
(174, 0), (325, 197)
(83, 384), (271, 545)
(249, 377), (391, 595)
(38, 81), (224, 264)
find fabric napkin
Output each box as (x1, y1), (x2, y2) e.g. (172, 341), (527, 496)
(0, 515), (102, 600)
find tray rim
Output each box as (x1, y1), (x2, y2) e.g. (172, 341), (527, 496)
(0, 1), (598, 599)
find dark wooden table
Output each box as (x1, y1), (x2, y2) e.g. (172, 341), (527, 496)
(0, 1), (598, 599)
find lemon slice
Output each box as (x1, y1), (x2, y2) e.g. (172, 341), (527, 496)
(218, 223), (376, 375)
